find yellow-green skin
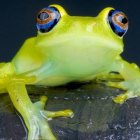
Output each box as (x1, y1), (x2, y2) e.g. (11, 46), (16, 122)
(0, 4), (140, 140)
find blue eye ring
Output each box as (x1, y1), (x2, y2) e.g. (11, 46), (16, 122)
(108, 10), (128, 37)
(36, 6), (61, 33)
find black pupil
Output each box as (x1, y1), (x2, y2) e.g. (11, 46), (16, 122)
(122, 17), (128, 24)
(38, 12), (49, 20)
(118, 16), (128, 24)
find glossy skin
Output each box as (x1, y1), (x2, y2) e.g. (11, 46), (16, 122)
(0, 4), (140, 140)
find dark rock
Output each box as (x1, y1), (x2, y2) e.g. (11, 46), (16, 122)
(0, 82), (140, 140)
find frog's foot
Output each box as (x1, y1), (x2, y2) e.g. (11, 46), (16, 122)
(34, 96), (74, 120)
(27, 95), (74, 140)
(106, 79), (140, 104)
(103, 81), (127, 104)
(7, 79), (73, 140)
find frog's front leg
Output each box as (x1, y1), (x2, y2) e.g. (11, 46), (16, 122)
(107, 57), (140, 104)
(7, 77), (73, 140)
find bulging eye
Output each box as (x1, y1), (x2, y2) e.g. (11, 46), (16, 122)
(108, 10), (128, 37)
(36, 6), (61, 33)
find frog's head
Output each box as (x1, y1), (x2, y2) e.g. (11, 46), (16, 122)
(37, 5), (128, 74)
(36, 4), (128, 56)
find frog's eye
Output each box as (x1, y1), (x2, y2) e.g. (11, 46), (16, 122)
(36, 6), (61, 33)
(108, 10), (128, 37)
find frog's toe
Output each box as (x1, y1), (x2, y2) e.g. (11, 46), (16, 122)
(105, 81), (125, 89)
(113, 91), (137, 104)
(113, 93), (128, 104)
(41, 109), (74, 120)
(34, 95), (48, 109)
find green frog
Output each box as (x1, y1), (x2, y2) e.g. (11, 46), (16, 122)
(0, 4), (139, 140)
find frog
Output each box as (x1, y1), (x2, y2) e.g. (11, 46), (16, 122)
(0, 4), (140, 140)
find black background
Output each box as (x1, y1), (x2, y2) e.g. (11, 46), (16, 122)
(0, 0), (140, 65)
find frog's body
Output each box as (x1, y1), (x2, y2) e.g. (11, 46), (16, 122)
(13, 36), (120, 86)
(12, 7), (123, 86)
(1, 4), (140, 140)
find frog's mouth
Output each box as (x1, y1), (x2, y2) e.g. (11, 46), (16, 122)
(48, 34), (123, 54)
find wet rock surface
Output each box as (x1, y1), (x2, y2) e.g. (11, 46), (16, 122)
(0, 82), (140, 140)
